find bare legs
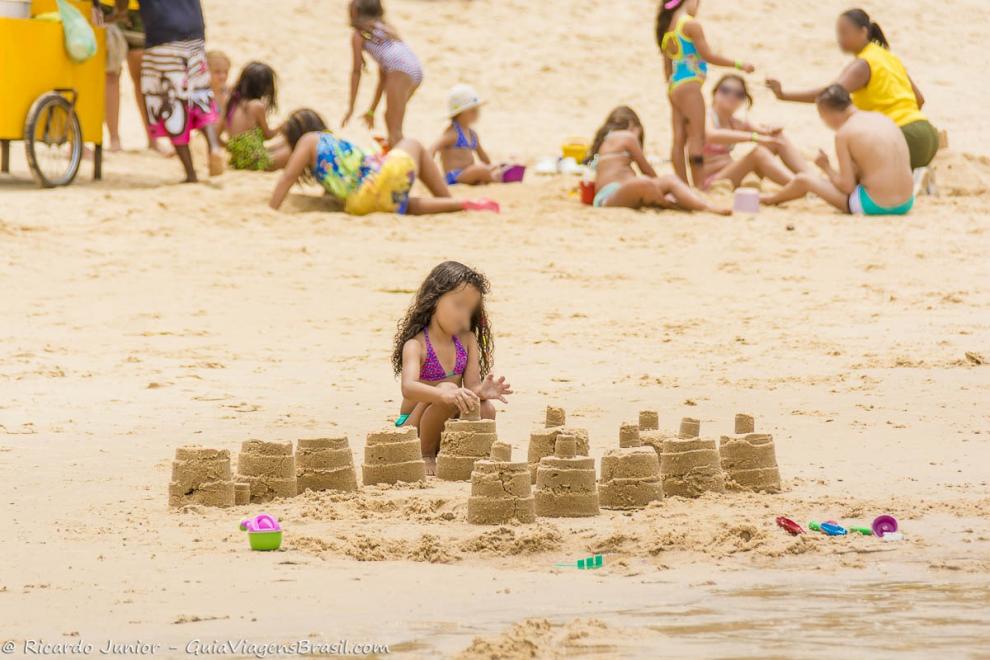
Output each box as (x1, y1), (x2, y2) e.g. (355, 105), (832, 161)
(393, 138), (466, 215)
(454, 163), (500, 185)
(670, 83), (707, 187)
(411, 399), (497, 475)
(129, 49), (171, 156)
(175, 126), (224, 183)
(104, 72), (122, 151)
(760, 172), (850, 212)
(605, 175), (731, 215)
(384, 71), (417, 148)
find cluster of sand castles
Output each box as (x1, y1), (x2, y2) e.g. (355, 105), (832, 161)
(168, 405), (781, 524)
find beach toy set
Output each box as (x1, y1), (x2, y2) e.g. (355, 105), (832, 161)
(554, 554), (604, 570)
(777, 514), (901, 540)
(240, 513), (283, 551)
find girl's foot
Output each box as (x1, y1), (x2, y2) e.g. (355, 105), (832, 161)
(208, 150), (225, 177)
(424, 456), (437, 476)
(462, 199), (500, 213)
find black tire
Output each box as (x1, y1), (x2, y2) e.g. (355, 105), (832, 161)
(24, 92), (83, 188)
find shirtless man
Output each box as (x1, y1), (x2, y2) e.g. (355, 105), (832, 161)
(761, 85), (914, 216)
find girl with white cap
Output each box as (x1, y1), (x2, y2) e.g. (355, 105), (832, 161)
(431, 85), (505, 186)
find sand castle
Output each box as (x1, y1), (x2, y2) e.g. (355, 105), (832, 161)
(467, 442), (536, 524)
(719, 414), (782, 493)
(234, 482), (250, 506)
(362, 426), (426, 485)
(599, 424), (663, 510)
(534, 436), (600, 517)
(437, 405), (498, 481)
(168, 446), (236, 508)
(658, 417), (726, 498)
(236, 440), (298, 503)
(526, 406), (590, 483)
(296, 437), (359, 493)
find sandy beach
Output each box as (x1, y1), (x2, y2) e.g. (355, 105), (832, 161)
(2, 0), (989, 657)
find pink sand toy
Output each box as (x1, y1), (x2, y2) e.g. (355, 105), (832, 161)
(500, 164), (526, 183)
(239, 513), (283, 551)
(871, 514), (898, 538)
(733, 187), (760, 213)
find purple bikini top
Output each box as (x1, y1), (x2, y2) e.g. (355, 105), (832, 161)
(419, 327), (467, 382)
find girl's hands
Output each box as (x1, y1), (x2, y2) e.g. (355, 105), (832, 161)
(765, 78), (784, 99)
(439, 384), (480, 415)
(739, 62), (756, 74)
(478, 374), (513, 404)
(814, 149), (831, 171)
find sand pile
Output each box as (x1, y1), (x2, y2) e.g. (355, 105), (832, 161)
(236, 440), (298, 502)
(437, 405), (498, 481)
(534, 436), (600, 518)
(296, 437), (359, 493)
(167, 446), (235, 508)
(362, 426), (426, 485)
(719, 414), (782, 493)
(659, 418), (726, 498)
(599, 423), (663, 510)
(526, 406), (590, 483)
(467, 442), (536, 525)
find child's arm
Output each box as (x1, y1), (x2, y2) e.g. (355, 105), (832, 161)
(474, 134), (491, 165)
(343, 31), (365, 126)
(401, 340), (478, 413)
(707, 120), (779, 148)
(428, 128), (457, 161)
(683, 20), (755, 72)
(249, 100), (280, 140)
(815, 136), (855, 196)
(626, 134), (658, 178)
(461, 335), (511, 403)
(269, 133), (316, 210)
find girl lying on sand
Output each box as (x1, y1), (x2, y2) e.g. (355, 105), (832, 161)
(392, 261), (513, 474)
(702, 75), (810, 190)
(268, 109), (499, 215)
(224, 62), (289, 171)
(587, 106), (730, 214)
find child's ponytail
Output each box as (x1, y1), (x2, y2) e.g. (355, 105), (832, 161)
(842, 8), (890, 49)
(655, 0), (682, 50)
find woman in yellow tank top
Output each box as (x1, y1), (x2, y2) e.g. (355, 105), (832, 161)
(766, 8), (938, 170)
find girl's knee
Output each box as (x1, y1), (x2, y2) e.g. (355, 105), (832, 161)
(480, 400), (496, 419)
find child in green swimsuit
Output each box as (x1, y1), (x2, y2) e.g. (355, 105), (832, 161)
(224, 62), (285, 171)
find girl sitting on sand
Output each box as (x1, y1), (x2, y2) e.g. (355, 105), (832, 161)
(269, 109), (499, 215)
(656, 0), (755, 187)
(225, 62), (287, 171)
(342, 0), (423, 148)
(587, 106), (730, 214)
(701, 74), (810, 190)
(431, 84), (503, 186)
(392, 261), (512, 474)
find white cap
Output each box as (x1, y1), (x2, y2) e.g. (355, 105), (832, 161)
(447, 84), (485, 118)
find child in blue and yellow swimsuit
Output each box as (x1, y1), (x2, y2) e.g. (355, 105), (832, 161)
(268, 109), (500, 215)
(656, 0), (755, 188)
(431, 84), (505, 186)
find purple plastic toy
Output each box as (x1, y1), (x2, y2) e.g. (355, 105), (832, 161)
(871, 514), (898, 538)
(501, 164), (526, 183)
(240, 513), (281, 533)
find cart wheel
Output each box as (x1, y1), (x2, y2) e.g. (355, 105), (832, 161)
(24, 92), (83, 188)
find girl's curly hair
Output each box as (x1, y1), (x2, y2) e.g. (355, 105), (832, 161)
(391, 261), (494, 378)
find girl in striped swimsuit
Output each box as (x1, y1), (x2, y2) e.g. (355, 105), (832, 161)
(343, 0), (424, 148)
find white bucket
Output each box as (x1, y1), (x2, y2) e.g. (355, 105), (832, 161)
(0, 0), (32, 19)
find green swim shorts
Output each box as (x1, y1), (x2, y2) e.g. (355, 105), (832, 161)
(849, 185), (914, 216)
(900, 120), (939, 170)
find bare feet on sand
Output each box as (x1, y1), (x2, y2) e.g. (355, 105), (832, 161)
(209, 150), (225, 177)
(424, 456), (437, 476)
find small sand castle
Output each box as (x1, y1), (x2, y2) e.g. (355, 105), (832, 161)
(638, 409), (674, 457)
(437, 404), (498, 481)
(362, 426), (426, 485)
(534, 436), (600, 517)
(658, 417), (726, 498)
(234, 482), (250, 505)
(719, 414), (782, 493)
(467, 442), (536, 524)
(526, 406), (590, 483)
(599, 423), (663, 510)
(296, 437), (359, 493)
(236, 440), (298, 502)
(168, 446), (236, 508)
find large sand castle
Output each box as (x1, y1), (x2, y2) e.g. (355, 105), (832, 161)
(599, 423), (663, 510)
(362, 426), (427, 485)
(534, 436), (600, 517)
(719, 414), (782, 493)
(437, 405), (498, 481)
(467, 442), (536, 524)
(658, 418), (726, 498)
(168, 446), (236, 508)
(236, 440), (298, 502)
(296, 437), (359, 493)
(527, 406), (590, 483)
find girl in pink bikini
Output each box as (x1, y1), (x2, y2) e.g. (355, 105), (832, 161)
(392, 261), (512, 474)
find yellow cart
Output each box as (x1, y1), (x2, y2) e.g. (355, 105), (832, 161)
(0, 0), (105, 187)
